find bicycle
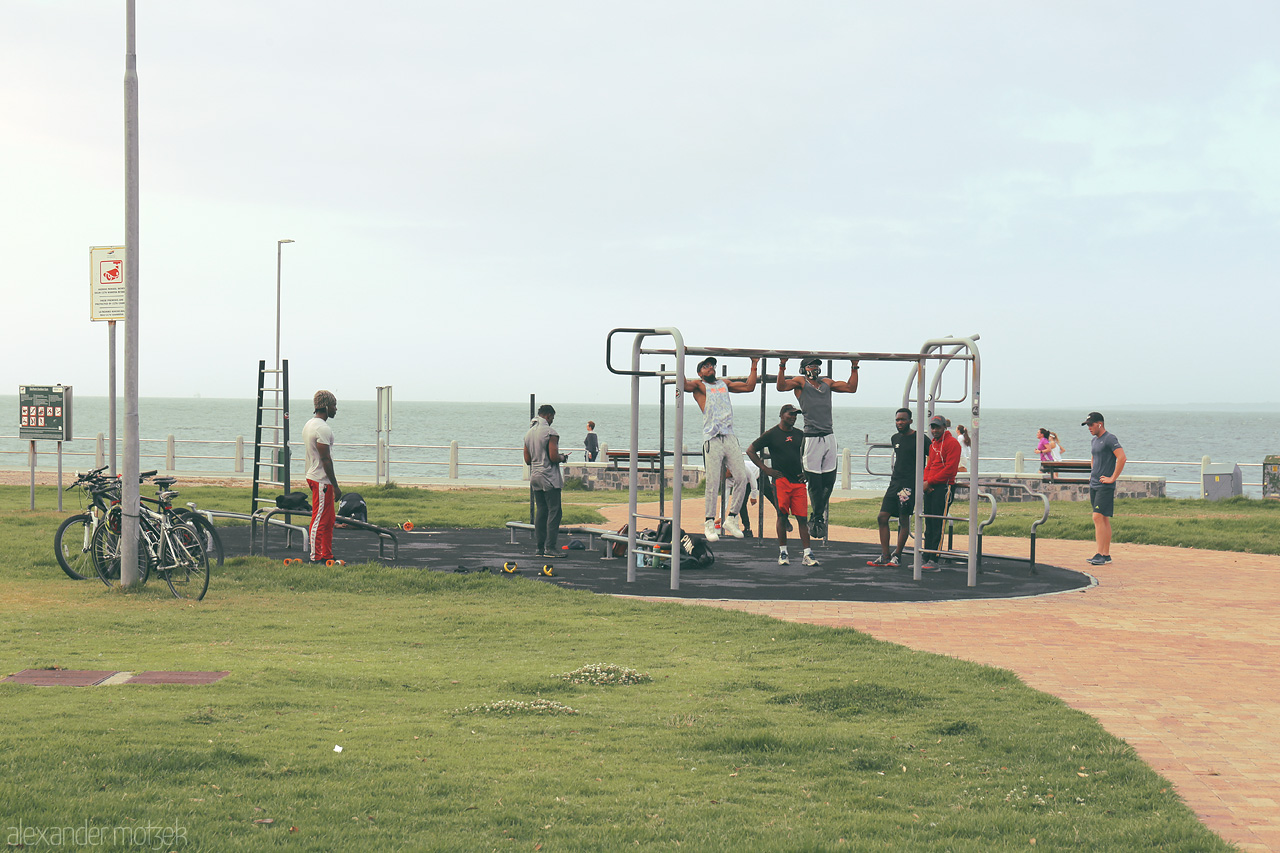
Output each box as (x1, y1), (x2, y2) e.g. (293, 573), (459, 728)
(151, 477), (224, 567)
(54, 466), (116, 580)
(91, 480), (210, 600)
(54, 467), (161, 580)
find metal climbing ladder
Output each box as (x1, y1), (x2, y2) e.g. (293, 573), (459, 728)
(251, 359), (292, 515)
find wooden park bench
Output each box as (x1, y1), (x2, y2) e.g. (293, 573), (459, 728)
(604, 449), (665, 471)
(1039, 459), (1092, 485)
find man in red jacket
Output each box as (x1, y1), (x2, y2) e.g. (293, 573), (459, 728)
(922, 415), (961, 571)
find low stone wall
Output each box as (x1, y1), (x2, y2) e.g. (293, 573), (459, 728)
(563, 462), (703, 492)
(955, 473), (1165, 502)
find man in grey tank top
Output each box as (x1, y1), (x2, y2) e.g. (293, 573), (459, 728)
(776, 356), (860, 538)
(684, 355), (759, 542)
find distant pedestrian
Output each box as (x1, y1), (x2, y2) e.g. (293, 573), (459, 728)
(1046, 431), (1064, 462)
(683, 355), (759, 542)
(584, 421), (600, 462)
(1033, 428), (1053, 462)
(524, 404), (568, 559)
(955, 424), (971, 472)
(1083, 412), (1126, 567)
(922, 415), (961, 571)
(302, 390), (341, 564)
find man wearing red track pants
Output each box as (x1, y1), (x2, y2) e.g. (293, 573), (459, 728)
(303, 390), (341, 564)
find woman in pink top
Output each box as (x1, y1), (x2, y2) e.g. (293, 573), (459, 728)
(1034, 428), (1052, 462)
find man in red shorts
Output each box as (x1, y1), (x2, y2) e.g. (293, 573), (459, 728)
(747, 404), (818, 567)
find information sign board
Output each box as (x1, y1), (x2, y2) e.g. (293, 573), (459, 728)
(90, 246), (126, 321)
(18, 385), (73, 441)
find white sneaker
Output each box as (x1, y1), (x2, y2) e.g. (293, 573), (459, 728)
(802, 553), (820, 567)
(703, 519), (719, 542)
(722, 515), (745, 539)
(778, 553), (790, 566)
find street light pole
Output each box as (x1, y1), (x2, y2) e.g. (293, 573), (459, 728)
(275, 239), (294, 371)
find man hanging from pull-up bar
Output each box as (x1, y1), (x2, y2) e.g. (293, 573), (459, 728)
(776, 356), (860, 538)
(684, 355), (759, 542)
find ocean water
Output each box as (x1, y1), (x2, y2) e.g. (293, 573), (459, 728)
(3, 395), (1276, 498)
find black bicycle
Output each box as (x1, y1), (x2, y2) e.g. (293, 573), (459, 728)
(92, 482), (210, 600)
(54, 467), (121, 580)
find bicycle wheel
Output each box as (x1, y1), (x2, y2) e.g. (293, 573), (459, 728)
(54, 512), (96, 580)
(162, 524), (210, 600)
(175, 510), (224, 567)
(90, 523), (152, 588)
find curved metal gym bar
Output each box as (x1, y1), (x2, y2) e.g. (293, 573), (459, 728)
(605, 327), (983, 591)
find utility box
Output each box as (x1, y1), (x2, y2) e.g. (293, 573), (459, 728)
(1202, 463), (1243, 501)
(1264, 456), (1280, 500)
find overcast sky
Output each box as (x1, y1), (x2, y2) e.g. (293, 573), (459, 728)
(2, 1), (1276, 412)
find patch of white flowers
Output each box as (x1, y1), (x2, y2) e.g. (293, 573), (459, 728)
(460, 699), (578, 715)
(559, 663), (652, 686)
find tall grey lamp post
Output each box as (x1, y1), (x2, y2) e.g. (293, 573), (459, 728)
(275, 239), (294, 371)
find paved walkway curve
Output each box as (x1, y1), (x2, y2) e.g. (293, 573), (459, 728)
(596, 500), (1280, 852)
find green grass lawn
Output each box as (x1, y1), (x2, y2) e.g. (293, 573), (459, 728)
(0, 485), (1246, 850)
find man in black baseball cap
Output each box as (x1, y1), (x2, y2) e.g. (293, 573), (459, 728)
(1082, 412), (1125, 567)
(748, 403), (819, 566)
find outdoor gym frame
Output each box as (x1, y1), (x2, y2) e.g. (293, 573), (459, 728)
(606, 327), (983, 591)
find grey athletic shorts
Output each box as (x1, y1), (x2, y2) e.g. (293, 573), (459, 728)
(803, 434), (837, 474)
(1090, 487), (1115, 518)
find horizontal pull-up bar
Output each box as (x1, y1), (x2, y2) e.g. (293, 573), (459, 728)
(639, 346), (972, 363)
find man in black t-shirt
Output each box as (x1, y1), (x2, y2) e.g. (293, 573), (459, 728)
(747, 405), (819, 567)
(868, 408), (929, 568)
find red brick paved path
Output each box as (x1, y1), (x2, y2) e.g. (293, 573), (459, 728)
(598, 500), (1280, 852)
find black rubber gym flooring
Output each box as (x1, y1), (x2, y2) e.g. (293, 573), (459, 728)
(218, 524), (1093, 603)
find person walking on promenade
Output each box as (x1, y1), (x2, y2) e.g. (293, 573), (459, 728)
(1083, 412), (1126, 566)
(955, 423), (971, 472)
(684, 355), (759, 542)
(1033, 428), (1053, 462)
(524, 404), (568, 559)
(748, 404), (819, 567)
(868, 408), (929, 568)
(1046, 431), (1064, 462)
(922, 415), (961, 571)
(584, 421), (599, 462)
(775, 356), (860, 538)
(303, 390), (341, 564)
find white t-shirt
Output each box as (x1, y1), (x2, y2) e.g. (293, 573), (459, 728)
(303, 416), (335, 483)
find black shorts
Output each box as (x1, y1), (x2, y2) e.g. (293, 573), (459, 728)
(880, 483), (915, 517)
(1090, 487), (1115, 518)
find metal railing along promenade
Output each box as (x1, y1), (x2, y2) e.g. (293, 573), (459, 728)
(1, 433), (1266, 496)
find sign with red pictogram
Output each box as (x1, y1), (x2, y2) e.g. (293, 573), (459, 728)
(90, 245), (126, 321)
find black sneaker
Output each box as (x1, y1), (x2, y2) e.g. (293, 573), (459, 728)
(1086, 554), (1111, 566)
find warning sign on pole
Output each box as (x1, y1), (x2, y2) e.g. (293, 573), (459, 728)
(90, 245), (126, 321)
